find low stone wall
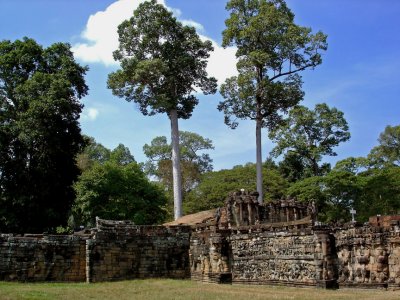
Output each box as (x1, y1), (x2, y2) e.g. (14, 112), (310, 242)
(0, 234), (87, 282)
(0, 220), (191, 283)
(1, 215), (400, 290)
(87, 219), (191, 282)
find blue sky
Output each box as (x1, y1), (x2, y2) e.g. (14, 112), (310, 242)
(1, 0), (399, 170)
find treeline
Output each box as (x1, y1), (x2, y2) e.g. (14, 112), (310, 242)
(1, 0), (398, 233)
(145, 125), (400, 224)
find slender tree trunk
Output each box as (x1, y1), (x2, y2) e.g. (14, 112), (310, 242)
(170, 109), (183, 220)
(256, 117), (263, 204)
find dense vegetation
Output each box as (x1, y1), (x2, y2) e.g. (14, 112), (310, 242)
(1, 1), (398, 232)
(72, 137), (167, 228)
(0, 38), (88, 233)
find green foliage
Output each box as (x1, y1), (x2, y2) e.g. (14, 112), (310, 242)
(184, 163), (288, 214)
(143, 131), (214, 219)
(219, 0), (327, 130)
(288, 163), (400, 224)
(72, 139), (165, 227)
(278, 152), (308, 182)
(76, 136), (111, 171)
(55, 225), (73, 235)
(143, 131), (214, 180)
(107, 0), (217, 119)
(270, 103), (350, 177)
(333, 157), (371, 174)
(355, 166), (400, 221)
(322, 170), (360, 222)
(218, 0), (327, 201)
(325, 126), (400, 222)
(77, 136), (135, 171)
(287, 176), (326, 204)
(0, 38), (88, 233)
(107, 0), (217, 218)
(73, 161), (166, 227)
(288, 171), (359, 223)
(368, 125), (400, 167)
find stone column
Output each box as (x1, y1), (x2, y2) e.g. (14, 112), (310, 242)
(314, 231), (338, 289)
(248, 202), (253, 225)
(239, 203), (243, 226)
(286, 207), (290, 222)
(388, 238), (400, 288)
(85, 239), (93, 283)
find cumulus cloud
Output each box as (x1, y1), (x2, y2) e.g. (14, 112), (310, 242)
(72, 0), (237, 84)
(202, 37), (237, 85)
(81, 107), (99, 121)
(72, 0), (165, 66)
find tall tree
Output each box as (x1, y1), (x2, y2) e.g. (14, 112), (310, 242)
(107, 0), (217, 219)
(0, 38), (88, 233)
(269, 103), (350, 176)
(219, 0), (327, 203)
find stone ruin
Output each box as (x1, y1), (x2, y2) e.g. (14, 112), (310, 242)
(189, 191), (400, 289)
(1, 190), (400, 290)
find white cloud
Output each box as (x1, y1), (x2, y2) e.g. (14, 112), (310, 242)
(181, 19), (204, 32)
(202, 36), (237, 85)
(81, 107), (99, 121)
(168, 7), (182, 18)
(72, 0), (237, 84)
(72, 0), (166, 66)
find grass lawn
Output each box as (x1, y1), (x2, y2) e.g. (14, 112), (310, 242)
(0, 279), (399, 300)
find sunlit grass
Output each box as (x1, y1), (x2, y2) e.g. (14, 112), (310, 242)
(0, 279), (399, 300)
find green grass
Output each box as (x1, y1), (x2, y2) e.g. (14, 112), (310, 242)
(0, 279), (399, 300)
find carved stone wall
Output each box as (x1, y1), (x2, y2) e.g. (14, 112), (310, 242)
(230, 231), (319, 286)
(189, 226), (338, 287)
(188, 191), (400, 289)
(189, 229), (231, 283)
(335, 225), (400, 289)
(0, 234), (87, 282)
(224, 191), (315, 230)
(1, 203), (400, 290)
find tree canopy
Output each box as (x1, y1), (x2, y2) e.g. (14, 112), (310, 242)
(269, 103), (350, 176)
(143, 131), (214, 180)
(0, 38), (88, 233)
(143, 131), (214, 219)
(72, 138), (166, 227)
(218, 0), (327, 202)
(184, 163), (288, 214)
(107, 0), (217, 219)
(368, 125), (400, 167)
(287, 123), (400, 224)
